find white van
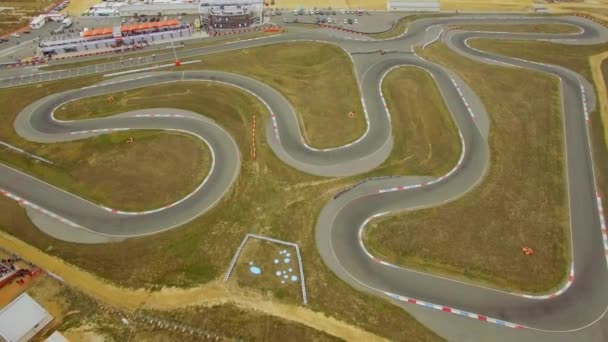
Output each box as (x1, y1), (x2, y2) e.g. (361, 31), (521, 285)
(62, 18), (73, 27)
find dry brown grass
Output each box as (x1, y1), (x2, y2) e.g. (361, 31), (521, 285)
(365, 43), (569, 293)
(0, 41), (461, 340)
(231, 239), (303, 303)
(178, 42), (366, 148)
(440, 0), (532, 11)
(375, 66), (460, 177)
(0, 78), (442, 341)
(0, 0), (58, 35)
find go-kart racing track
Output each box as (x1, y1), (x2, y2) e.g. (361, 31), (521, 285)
(0, 14), (607, 341)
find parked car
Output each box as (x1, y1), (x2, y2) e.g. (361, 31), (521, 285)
(11, 33), (19, 38)
(343, 18), (347, 24)
(354, 19), (358, 24)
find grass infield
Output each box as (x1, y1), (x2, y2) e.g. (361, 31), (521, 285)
(0, 41), (464, 340)
(364, 40), (608, 294)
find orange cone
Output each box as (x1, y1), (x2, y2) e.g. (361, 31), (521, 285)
(522, 247), (534, 255)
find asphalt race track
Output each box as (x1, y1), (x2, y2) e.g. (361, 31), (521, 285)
(1, 14), (607, 341)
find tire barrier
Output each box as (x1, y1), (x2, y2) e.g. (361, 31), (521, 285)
(574, 13), (608, 29)
(318, 24), (365, 35)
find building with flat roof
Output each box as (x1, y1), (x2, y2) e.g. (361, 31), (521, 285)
(0, 293), (53, 342)
(44, 331), (68, 342)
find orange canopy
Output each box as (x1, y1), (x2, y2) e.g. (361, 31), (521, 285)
(121, 19), (180, 32)
(83, 27), (113, 37)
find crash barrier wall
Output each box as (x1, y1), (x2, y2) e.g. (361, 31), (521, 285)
(0, 58), (47, 68)
(211, 25), (279, 36)
(318, 24), (365, 35)
(574, 13), (608, 29)
(223, 233), (308, 304)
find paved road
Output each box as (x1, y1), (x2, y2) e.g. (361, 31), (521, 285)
(1, 14), (607, 341)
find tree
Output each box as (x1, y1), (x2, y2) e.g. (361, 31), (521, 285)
(271, 0), (275, 5)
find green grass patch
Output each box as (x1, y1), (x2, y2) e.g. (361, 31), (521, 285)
(365, 42), (570, 294)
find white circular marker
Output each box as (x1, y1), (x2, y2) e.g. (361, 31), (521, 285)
(274, 259), (279, 264)
(276, 271), (281, 276)
(284, 258), (290, 263)
(289, 268), (293, 272)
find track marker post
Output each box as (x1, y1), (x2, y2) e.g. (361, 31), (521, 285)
(252, 113), (257, 161)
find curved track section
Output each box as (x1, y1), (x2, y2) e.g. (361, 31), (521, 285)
(1, 14), (608, 340)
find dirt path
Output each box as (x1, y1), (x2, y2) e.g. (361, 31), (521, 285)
(0, 231), (387, 341)
(590, 51), (608, 149)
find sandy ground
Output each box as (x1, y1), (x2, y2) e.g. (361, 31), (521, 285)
(0, 231), (386, 341)
(590, 51), (608, 149)
(270, 0), (386, 10)
(440, 0), (533, 11)
(548, 2), (608, 20)
(63, 0), (99, 16)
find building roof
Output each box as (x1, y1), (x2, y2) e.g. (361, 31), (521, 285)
(44, 331), (69, 342)
(0, 293), (52, 342)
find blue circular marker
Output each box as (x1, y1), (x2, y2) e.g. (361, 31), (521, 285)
(249, 266), (261, 275)
(291, 275), (298, 282)
(284, 258), (290, 263)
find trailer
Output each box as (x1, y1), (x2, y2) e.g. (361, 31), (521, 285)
(30, 15), (46, 29)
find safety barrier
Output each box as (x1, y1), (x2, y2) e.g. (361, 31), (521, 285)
(212, 25), (279, 37)
(318, 24), (365, 35)
(574, 13), (608, 29)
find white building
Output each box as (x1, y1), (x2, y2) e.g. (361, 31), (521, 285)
(0, 293), (53, 342)
(30, 16), (47, 29)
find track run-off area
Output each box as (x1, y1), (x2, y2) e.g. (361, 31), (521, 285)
(0, 15), (607, 341)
